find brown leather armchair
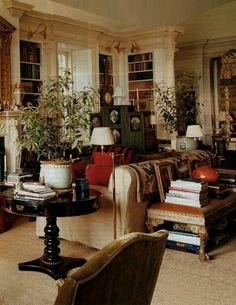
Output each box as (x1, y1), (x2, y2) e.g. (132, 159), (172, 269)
(54, 230), (168, 305)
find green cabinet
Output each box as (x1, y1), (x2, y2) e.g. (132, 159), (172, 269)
(101, 105), (157, 153)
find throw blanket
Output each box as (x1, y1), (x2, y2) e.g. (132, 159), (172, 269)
(127, 150), (213, 203)
(128, 159), (177, 202)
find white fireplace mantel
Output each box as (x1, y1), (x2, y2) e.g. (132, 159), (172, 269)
(0, 111), (21, 174)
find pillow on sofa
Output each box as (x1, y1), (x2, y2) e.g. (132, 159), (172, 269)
(86, 164), (112, 186)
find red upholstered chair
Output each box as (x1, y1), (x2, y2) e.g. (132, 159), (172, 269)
(72, 145), (136, 186)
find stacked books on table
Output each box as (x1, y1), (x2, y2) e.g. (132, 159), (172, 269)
(14, 182), (56, 201)
(166, 230), (200, 254)
(6, 172), (33, 186)
(208, 183), (228, 199)
(216, 168), (236, 192)
(165, 178), (208, 207)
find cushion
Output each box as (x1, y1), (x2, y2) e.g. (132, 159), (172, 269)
(86, 164), (112, 186)
(71, 162), (87, 181)
(93, 152), (113, 166)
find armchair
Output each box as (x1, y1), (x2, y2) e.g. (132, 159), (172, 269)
(54, 230), (168, 305)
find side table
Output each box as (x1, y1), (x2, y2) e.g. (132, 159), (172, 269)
(146, 192), (236, 262)
(2, 188), (101, 279)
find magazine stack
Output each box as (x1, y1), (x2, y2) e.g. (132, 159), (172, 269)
(14, 182), (56, 201)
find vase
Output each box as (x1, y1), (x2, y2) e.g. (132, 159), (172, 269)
(176, 136), (197, 152)
(192, 165), (220, 183)
(40, 161), (72, 189)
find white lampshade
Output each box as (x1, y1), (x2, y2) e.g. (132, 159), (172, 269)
(186, 125), (203, 138)
(90, 127), (114, 151)
(217, 111), (233, 122)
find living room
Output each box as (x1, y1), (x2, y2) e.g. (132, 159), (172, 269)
(1, 1), (236, 304)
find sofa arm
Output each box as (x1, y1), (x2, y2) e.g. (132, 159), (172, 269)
(109, 165), (149, 235)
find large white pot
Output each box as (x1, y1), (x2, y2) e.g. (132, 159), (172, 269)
(40, 161), (72, 189)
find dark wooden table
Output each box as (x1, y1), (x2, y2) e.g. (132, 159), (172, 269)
(2, 188), (101, 280)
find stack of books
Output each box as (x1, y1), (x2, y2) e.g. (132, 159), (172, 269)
(165, 178), (208, 207)
(166, 230), (200, 254)
(216, 169), (236, 191)
(6, 172), (33, 186)
(208, 183), (228, 199)
(14, 182), (56, 201)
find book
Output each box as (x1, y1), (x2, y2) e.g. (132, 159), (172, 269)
(168, 230), (200, 246)
(14, 193), (55, 201)
(14, 186), (56, 199)
(165, 194), (208, 207)
(166, 240), (200, 254)
(168, 189), (208, 200)
(168, 186), (204, 194)
(170, 179), (208, 191)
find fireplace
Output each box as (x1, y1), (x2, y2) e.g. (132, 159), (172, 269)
(0, 111), (20, 175)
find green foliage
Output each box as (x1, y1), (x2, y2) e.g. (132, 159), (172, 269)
(154, 85), (178, 133)
(19, 70), (99, 160)
(154, 71), (202, 134)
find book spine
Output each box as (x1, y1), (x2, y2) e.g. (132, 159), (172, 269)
(168, 190), (207, 199)
(169, 186), (202, 193)
(168, 231), (200, 246)
(166, 240), (200, 254)
(165, 195), (201, 206)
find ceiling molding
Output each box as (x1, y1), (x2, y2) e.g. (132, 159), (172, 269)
(4, 0), (34, 18)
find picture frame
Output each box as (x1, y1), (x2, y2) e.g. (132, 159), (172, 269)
(174, 158), (192, 179)
(129, 115), (141, 131)
(90, 114), (102, 129)
(109, 108), (120, 124)
(111, 128), (121, 144)
(155, 163), (173, 202)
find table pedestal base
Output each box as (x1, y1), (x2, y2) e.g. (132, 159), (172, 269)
(19, 256), (86, 280)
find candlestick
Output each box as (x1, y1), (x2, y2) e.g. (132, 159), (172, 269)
(136, 88), (139, 101)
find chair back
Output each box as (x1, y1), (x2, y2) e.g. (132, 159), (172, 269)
(54, 230), (168, 305)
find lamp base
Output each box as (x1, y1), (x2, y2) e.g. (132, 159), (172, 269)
(176, 136), (197, 152)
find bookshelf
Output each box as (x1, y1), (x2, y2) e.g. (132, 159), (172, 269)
(128, 52), (153, 101)
(20, 41), (42, 106)
(99, 54), (113, 106)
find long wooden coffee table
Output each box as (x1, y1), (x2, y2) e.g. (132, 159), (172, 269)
(146, 192), (236, 261)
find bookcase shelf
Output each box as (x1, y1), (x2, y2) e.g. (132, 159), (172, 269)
(20, 40), (42, 106)
(128, 52), (153, 100)
(99, 54), (113, 106)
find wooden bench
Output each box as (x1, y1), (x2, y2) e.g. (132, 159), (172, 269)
(146, 192), (236, 261)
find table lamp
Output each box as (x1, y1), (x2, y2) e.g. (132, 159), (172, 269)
(186, 124), (203, 149)
(90, 127), (114, 152)
(90, 127), (118, 239)
(217, 111), (233, 130)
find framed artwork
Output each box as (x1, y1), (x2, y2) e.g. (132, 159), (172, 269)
(90, 114), (102, 128)
(111, 128), (121, 144)
(174, 158), (192, 179)
(109, 108), (120, 124)
(130, 115), (141, 131)
(155, 163), (173, 202)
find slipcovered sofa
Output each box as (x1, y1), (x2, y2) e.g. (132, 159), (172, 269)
(36, 150), (213, 249)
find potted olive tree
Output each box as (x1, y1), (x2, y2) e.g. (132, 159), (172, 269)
(154, 71), (202, 135)
(19, 70), (99, 188)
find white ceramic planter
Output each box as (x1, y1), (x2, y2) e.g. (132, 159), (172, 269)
(40, 162), (72, 189)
